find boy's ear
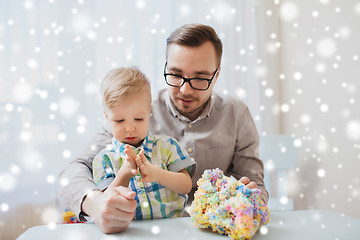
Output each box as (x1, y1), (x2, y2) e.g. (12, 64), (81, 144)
(104, 111), (108, 120)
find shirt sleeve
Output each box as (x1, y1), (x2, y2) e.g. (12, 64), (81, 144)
(226, 106), (269, 205)
(58, 124), (112, 221)
(92, 151), (117, 191)
(165, 137), (197, 178)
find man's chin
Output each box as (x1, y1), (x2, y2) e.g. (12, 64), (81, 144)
(177, 105), (202, 117)
(172, 98), (200, 115)
(176, 103), (194, 113)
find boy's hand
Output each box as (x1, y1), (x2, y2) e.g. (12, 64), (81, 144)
(134, 149), (158, 182)
(122, 145), (138, 176)
(108, 145), (138, 189)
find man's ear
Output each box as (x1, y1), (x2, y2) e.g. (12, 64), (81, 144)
(216, 67), (221, 78)
(213, 66), (221, 83)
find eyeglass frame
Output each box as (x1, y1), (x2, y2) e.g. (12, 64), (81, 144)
(163, 62), (219, 91)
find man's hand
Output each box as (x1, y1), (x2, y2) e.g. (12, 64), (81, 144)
(239, 176), (258, 189)
(82, 186), (137, 234)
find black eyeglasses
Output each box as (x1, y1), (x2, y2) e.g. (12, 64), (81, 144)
(163, 62), (218, 91)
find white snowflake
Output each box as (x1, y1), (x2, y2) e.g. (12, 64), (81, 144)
(279, 2), (299, 22)
(316, 38), (337, 58)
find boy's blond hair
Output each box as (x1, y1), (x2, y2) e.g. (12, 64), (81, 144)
(101, 67), (151, 109)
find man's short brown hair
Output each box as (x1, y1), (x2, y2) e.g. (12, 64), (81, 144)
(166, 24), (223, 67)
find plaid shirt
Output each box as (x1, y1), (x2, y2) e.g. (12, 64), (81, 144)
(92, 133), (196, 220)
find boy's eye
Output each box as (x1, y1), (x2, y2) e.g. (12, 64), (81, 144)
(135, 118), (143, 121)
(116, 119), (124, 123)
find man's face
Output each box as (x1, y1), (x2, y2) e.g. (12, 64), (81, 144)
(166, 41), (220, 121)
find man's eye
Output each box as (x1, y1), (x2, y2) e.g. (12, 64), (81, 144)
(135, 118), (143, 121)
(116, 120), (124, 123)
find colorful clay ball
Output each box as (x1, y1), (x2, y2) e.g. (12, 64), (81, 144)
(188, 168), (270, 240)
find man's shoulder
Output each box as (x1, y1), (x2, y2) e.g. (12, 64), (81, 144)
(152, 89), (167, 107)
(212, 92), (248, 112)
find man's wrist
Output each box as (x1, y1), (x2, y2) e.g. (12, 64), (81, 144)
(81, 189), (102, 217)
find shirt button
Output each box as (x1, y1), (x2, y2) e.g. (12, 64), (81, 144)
(188, 124), (192, 128)
(187, 148), (193, 153)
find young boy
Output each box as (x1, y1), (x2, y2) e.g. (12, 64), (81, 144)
(93, 67), (196, 220)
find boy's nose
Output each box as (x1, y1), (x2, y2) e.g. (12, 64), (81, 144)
(126, 125), (135, 132)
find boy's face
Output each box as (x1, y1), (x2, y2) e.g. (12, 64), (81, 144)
(105, 93), (151, 148)
(166, 41), (220, 121)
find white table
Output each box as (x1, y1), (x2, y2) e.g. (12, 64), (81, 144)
(17, 209), (360, 240)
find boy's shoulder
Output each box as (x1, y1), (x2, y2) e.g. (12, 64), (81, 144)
(147, 134), (179, 146)
(95, 145), (118, 159)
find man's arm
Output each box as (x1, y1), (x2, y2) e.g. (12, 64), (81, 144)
(227, 106), (269, 205)
(59, 125), (137, 233)
(81, 186), (137, 234)
(59, 125), (112, 220)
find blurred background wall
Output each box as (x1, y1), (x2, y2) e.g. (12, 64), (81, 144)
(1, 0), (360, 239)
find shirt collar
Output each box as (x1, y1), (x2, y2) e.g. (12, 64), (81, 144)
(112, 133), (152, 159)
(162, 90), (214, 123)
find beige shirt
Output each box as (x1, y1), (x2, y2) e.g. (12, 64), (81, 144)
(149, 89), (268, 205)
(59, 89), (268, 220)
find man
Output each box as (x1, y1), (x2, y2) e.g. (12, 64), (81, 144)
(59, 23), (268, 234)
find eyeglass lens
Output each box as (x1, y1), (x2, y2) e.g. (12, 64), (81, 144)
(165, 75), (209, 90)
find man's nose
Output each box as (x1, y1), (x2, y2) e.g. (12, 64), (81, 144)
(180, 81), (194, 95)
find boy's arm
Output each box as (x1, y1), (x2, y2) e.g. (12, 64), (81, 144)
(108, 146), (138, 189)
(135, 151), (192, 194)
(156, 169), (192, 194)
